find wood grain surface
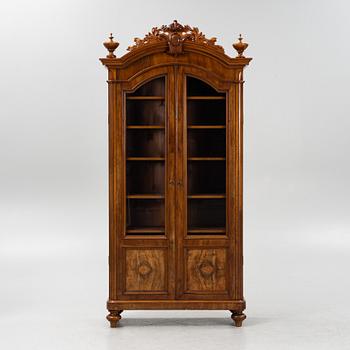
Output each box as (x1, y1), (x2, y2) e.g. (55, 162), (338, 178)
(100, 20), (251, 327)
(125, 249), (166, 292)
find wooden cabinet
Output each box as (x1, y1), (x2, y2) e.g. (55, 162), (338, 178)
(100, 20), (252, 327)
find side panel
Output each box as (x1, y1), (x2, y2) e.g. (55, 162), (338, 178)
(108, 67), (119, 302)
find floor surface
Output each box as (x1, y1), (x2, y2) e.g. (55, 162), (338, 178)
(1, 245), (349, 349)
(1, 191), (349, 350)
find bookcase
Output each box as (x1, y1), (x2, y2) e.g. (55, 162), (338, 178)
(100, 20), (251, 327)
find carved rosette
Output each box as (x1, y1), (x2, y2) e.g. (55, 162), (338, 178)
(127, 20), (224, 55)
(198, 260), (216, 278)
(138, 261), (153, 277)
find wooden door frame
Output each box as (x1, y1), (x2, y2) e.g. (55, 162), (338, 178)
(113, 66), (177, 300)
(175, 66), (236, 300)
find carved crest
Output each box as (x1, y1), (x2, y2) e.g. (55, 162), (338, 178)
(127, 20), (224, 55)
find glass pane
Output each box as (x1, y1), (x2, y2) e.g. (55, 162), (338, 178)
(129, 77), (165, 96)
(187, 100), (226, 126)
(188, 199), (226, 228)
(126, 77), (166, 236)
(127, 129), (165, 157)
(127, 161), (165, 195)
(187, 77), (225, 96)
(188, 161), (225, 195)
(186, 77), (226, 235)
(126, 100), (165, 125)
(126, 199), (165, 229)
(188, 129), (225, 157)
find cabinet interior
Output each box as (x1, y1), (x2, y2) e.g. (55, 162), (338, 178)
(126, 77), (166, 236)
(186, 77), (227, 236)
(124, 76), (227, 237)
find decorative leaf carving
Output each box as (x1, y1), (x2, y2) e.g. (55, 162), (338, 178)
(127, 20), (224, 55)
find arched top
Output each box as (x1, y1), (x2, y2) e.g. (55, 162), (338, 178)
(186, 76), (225, 96)
(127, 20), (225, 55)
(128, 76), (165, 96)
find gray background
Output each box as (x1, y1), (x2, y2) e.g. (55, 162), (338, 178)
(1, 0), (349, 349)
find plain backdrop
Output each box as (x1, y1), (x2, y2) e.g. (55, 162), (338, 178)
(1, 0), (350, 349)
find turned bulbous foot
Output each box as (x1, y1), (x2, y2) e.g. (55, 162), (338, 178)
(230, 310), (246, 327)
(107, 310), (123, 327)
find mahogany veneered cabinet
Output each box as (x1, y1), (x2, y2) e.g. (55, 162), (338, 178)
(100, 21), (252, 327)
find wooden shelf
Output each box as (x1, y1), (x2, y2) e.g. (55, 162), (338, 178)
(127, 194), (165, 199)
(188, 157), (226, 161)
(188, 125), (225, 129)
(188, 194), (226, 199)
(127, 157), (165, 161)
(188, 228), (226, 234)
(127, 125), (165, 129)
(187, 96), (225, 100)
(127, 96), (164, 100)
(126, 227), (165, 234)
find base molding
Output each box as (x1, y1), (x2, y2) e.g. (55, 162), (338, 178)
(107, 299), (246, 310)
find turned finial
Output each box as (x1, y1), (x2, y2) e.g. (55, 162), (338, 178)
(103, 33), (119, 58)
(233, 34), (249, 58)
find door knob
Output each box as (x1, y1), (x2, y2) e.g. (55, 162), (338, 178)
(169, 180), (175, 185)
(177, 180), (183, 187)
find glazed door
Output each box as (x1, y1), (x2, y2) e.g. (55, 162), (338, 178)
(175, 69), (235, 300)
(118, 68), (176, 299)
(117, 67), (235, 301)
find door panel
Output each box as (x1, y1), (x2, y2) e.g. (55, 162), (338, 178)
(118, 68), (176, 299)
(185, 248), (227, 293)
(125, 248), (167, 293)
(176, 71), (234, 299)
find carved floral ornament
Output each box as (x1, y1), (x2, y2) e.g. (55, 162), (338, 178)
(127, 20), (224, 55)
(103, 20), (249, 58)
